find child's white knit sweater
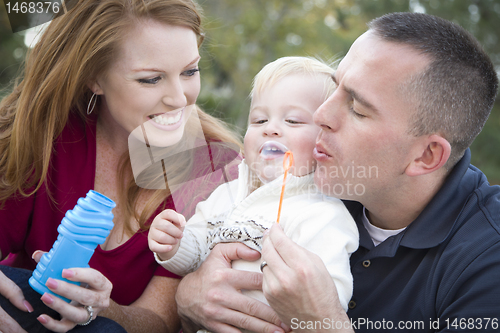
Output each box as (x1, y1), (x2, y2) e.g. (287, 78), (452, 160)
(156, 160), (359, 311)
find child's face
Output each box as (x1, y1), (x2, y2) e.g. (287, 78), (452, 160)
(245, 73), (328, 183)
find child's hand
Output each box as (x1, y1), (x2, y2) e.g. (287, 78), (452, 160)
(148, 209), (186, 261)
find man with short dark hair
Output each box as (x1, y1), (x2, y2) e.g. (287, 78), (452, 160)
(261, 12), (500, 332)
(176, 12), (500, 333)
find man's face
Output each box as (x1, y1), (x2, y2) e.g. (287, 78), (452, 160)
(313, 31), (431, 203)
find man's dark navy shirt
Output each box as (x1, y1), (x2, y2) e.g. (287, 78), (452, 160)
(345, 149), (500, 332)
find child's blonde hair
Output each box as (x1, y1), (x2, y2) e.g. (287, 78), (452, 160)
(250, 56), (337, 101)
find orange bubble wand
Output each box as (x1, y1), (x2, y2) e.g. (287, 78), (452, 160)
(277, 151), (294, 224)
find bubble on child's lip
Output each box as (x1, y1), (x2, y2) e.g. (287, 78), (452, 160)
(259, 141), (288, 160)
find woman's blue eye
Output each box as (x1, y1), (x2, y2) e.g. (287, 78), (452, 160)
(138, 77), (161, 84)
(183, 68), (200, 76)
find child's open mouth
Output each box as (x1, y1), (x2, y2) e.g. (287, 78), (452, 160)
(259, 141), (289, 160)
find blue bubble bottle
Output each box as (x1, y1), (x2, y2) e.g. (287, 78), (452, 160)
(29, 190), (115, 302)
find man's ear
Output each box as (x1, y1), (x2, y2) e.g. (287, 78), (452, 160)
(405, 134), (451, 177)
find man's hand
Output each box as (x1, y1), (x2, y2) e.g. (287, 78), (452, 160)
(175, 242), (287, 333)
(148, 209), (186, 261)
(261, 224), (353, 332)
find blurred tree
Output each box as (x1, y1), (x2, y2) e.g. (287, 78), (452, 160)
(0, 1), (27, 100)
(198, 0), (367, 129)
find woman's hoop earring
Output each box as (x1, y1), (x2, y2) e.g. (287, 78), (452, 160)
(87, 93), (97, 115)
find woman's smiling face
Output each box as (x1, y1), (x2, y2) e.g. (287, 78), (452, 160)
(93, 20), (201, 147)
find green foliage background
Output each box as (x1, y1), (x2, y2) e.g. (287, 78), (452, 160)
(1, 0), (499, 183)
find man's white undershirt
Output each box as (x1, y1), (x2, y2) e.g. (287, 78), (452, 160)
(362, 207), (406, 246)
